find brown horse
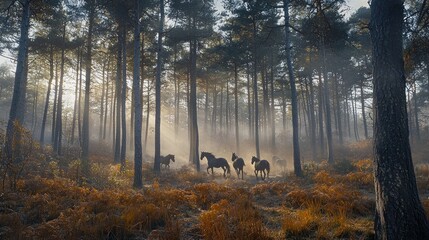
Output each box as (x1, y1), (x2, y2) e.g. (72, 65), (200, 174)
(201, 152), (231, 178)
(251, 156), (270, 180)
(232, 152), (245, 179)
(160, 154), (175, 169)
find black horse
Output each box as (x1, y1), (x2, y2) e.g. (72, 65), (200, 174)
(251, 156), (270, 180)
(160, 154), (175, 169)
(231, 153), (245, 180)
(200, 152), (231, 178)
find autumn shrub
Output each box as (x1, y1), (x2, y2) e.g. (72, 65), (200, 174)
(193, 183), (247, 209)
(282, 201), (374, 239)
(0, 123), (48, 191)
(200, 196), (272, 240)
(251, 182), (293, 196)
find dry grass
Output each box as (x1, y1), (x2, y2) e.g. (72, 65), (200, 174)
(0, 140), (391, 239)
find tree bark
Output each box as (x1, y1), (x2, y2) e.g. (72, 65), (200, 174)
(5, 0), (30, 160)
(234, 62), (240, 152)
(371, 0), (429, 238)
(82, 0), (95, 175)
(54, 24), (66, 155)
(284, 0), (302, 176)
(133, 0), (143, 188)
(154, 0), (164, 173)
(120, 23), (127, 171)
(40, 46), (54, 144)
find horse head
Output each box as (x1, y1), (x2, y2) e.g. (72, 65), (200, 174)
(200, 152), (206, 160)
(170, 154), (175, 162)
(232, 152), (237, 161)
(251, 156), (259, 165)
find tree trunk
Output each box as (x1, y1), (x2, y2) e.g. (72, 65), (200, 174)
(54, 24), (66, 155)
(252, 21), (260, 159)
(114, 27), (122, 164)
(51, 60), (58, 144)
(133, 0), (143, 188)
(103, 60), (109, 140)
(322, 64), (333, 164)
(284, 0), (302, 176)
(189, 38), (200, 171)
(234, 62), (240, 152)
(308, 74), (317, 161)
(40, 46), (54, 144)
(5, 0), (30, 161)
(371, 0), (429, 238)
(120, 24), (127, 171)
(99, 60), (106, 142)
(413, 84), (420, 140)
(317, 71), (325, 157)
(360, 79), (368, 139)
(246, 62), (253, 139)
(71, 48), (80, 145)
(335, 74), (343, 145)
(82, 0), (95, 175)
(154, 0), (164, 173)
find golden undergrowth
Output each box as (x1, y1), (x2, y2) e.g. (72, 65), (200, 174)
(3, 141), (428, 239)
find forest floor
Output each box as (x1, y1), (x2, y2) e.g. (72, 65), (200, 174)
(1, 141), (429, 240)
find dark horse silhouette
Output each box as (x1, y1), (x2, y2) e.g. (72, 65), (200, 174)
(160, 154), (175, 169)
(251, 156), (270, 180)
(200, 152), (231, 178)
(231, 153), (245, 179)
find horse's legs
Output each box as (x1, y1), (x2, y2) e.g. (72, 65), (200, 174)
(254, 170), (258, 180)
(241, 169), (244, 180)
(211, 167), (214, 175)
(222, 167), (226, 178)
(262, 170), (266, 180)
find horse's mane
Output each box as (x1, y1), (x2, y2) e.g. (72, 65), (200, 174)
(203, 152), (215, 158)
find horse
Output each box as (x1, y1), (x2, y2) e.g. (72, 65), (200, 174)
(200, 151), (231, 178)
(231, 152), (245, 180)
(251, 156), (270, 180)
(272, 155), (286, 172)
(160, 154), (175, 169)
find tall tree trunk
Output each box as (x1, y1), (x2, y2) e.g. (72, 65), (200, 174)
(120, 24), (127, 170)
(78, 50), (83, 146)
(284, 0), (302, 176)
(335, 74), (343, 145)
(143, 84), (150, 153)
(281, 80), (287, 133)
(252, 21), (260, 159)
(54, 24), (66, 155)
(52, 60), (58, 144)
(317, 71), (325, 157)
(246, 62), (253, 139)
(40, 46), (54, 144)
(370, 0), (429, 238)
(82, 1), (95, 175)
(360, 79), (368, 139)
(308, 74), (317, 161)
(99, 60), (106, 142)
(133, 0), (143, 188)
(321, 64), (334, 164)
(154, 0), (164, 173)
(212, 86), (217, 136)
(114, 27), (122, 164)
(234, 62), (240, 152)
(189, 38), (200, 171)
(71, 48), (80, 145)
(103, 60), (109, 140)
(269, 54), (276, 150)
(413, 84), (420, 140)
